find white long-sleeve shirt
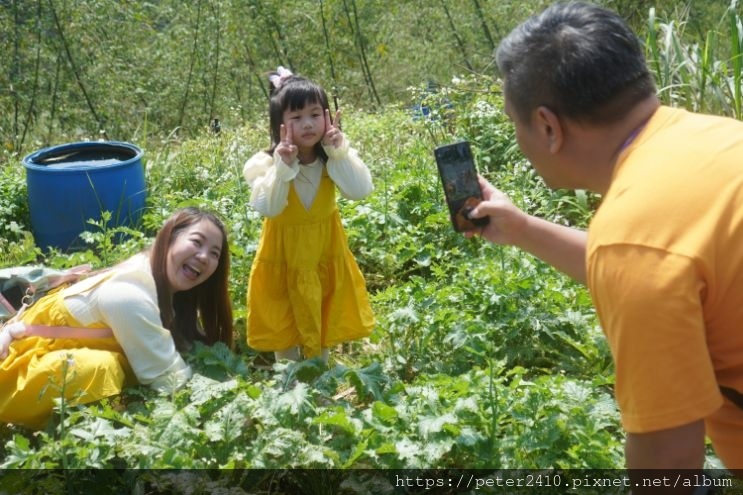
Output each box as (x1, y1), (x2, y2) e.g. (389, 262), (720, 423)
(62, 253), (192, 393)
(243, 138), (373, 217)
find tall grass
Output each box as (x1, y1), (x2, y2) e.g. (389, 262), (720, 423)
(646, 2), (743, 118)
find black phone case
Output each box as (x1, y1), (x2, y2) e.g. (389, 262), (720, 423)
(434, 141), (489, 232)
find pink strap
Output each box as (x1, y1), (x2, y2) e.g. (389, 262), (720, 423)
(18, 263), (93, 299)
(25, 325), (114, 339)
(0, 293), (14, 314)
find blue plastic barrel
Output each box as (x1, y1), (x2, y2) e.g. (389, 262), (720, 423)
(22, 141), (146, 251)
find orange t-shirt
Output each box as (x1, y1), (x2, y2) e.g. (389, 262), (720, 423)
(587, 106), (743, 468)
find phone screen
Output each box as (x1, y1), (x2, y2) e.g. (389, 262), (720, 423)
(434, 141), (489, 232)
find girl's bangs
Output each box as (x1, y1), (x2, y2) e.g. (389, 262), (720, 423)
(285, 86), (325, 111)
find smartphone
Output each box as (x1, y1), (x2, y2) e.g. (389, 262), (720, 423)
(434, 141), (490, 232)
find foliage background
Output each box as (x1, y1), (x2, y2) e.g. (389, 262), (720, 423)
(1, 0), (742, 487)
(1, 0), (713, 152)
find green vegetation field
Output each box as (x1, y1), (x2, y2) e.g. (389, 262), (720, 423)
(1, 1), (743, 493)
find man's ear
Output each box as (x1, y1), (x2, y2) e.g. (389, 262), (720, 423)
(535, 106), (563, 153)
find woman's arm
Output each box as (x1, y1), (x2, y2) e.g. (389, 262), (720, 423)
(95, 277), (192, 392)
(243, 151), (299, 217)
(324, 137), (374, 200)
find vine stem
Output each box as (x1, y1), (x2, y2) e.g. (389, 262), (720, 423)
(177, 0), (202, 130)
(47, 0), (105, 132)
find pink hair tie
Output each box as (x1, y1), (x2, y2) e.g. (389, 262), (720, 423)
(269, 66), (293, 89)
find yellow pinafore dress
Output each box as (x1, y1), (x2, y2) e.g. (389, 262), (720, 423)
(0, 279), (132, 429)
(247, 166), (375, 358)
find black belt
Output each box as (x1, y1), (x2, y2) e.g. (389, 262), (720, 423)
(720, 386), (743, 410)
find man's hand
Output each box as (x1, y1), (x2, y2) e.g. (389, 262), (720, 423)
(465, 175), (529, 245)
(626, 420), (706, 495)
(626, 420), (705, 470)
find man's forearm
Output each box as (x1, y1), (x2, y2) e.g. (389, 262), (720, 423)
(515, 215), (588, 284)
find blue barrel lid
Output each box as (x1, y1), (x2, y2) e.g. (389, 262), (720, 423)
(22, 141), (143, 171)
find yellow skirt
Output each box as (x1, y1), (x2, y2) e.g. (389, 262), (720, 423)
(0, 288), (131, 429)
(247, 172), (375, 358)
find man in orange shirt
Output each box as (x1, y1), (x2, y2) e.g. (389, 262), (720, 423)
(468, 1), (743, 479)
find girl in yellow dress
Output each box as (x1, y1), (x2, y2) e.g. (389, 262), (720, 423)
(0, 207), (234, 428)
(243, 67), (375, 362)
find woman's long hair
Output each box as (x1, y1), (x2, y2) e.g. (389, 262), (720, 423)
(149, 207), (233, 351)
(266, 70), (330, 163)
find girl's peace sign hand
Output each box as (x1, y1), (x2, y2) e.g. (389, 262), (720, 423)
(276, 122), (298, 165)
(322, 109), (343, 148)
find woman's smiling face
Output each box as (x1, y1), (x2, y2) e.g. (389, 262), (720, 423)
(166, 218), (223, 293)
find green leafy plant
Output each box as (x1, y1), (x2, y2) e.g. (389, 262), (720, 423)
(2, 3), (740, 478)
(647, 3), (743, 118)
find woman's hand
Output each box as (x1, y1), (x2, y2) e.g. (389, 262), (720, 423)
(322, 109), (343, 148)
(0, 321), (27, 360)
(276, 122), (298, 165)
